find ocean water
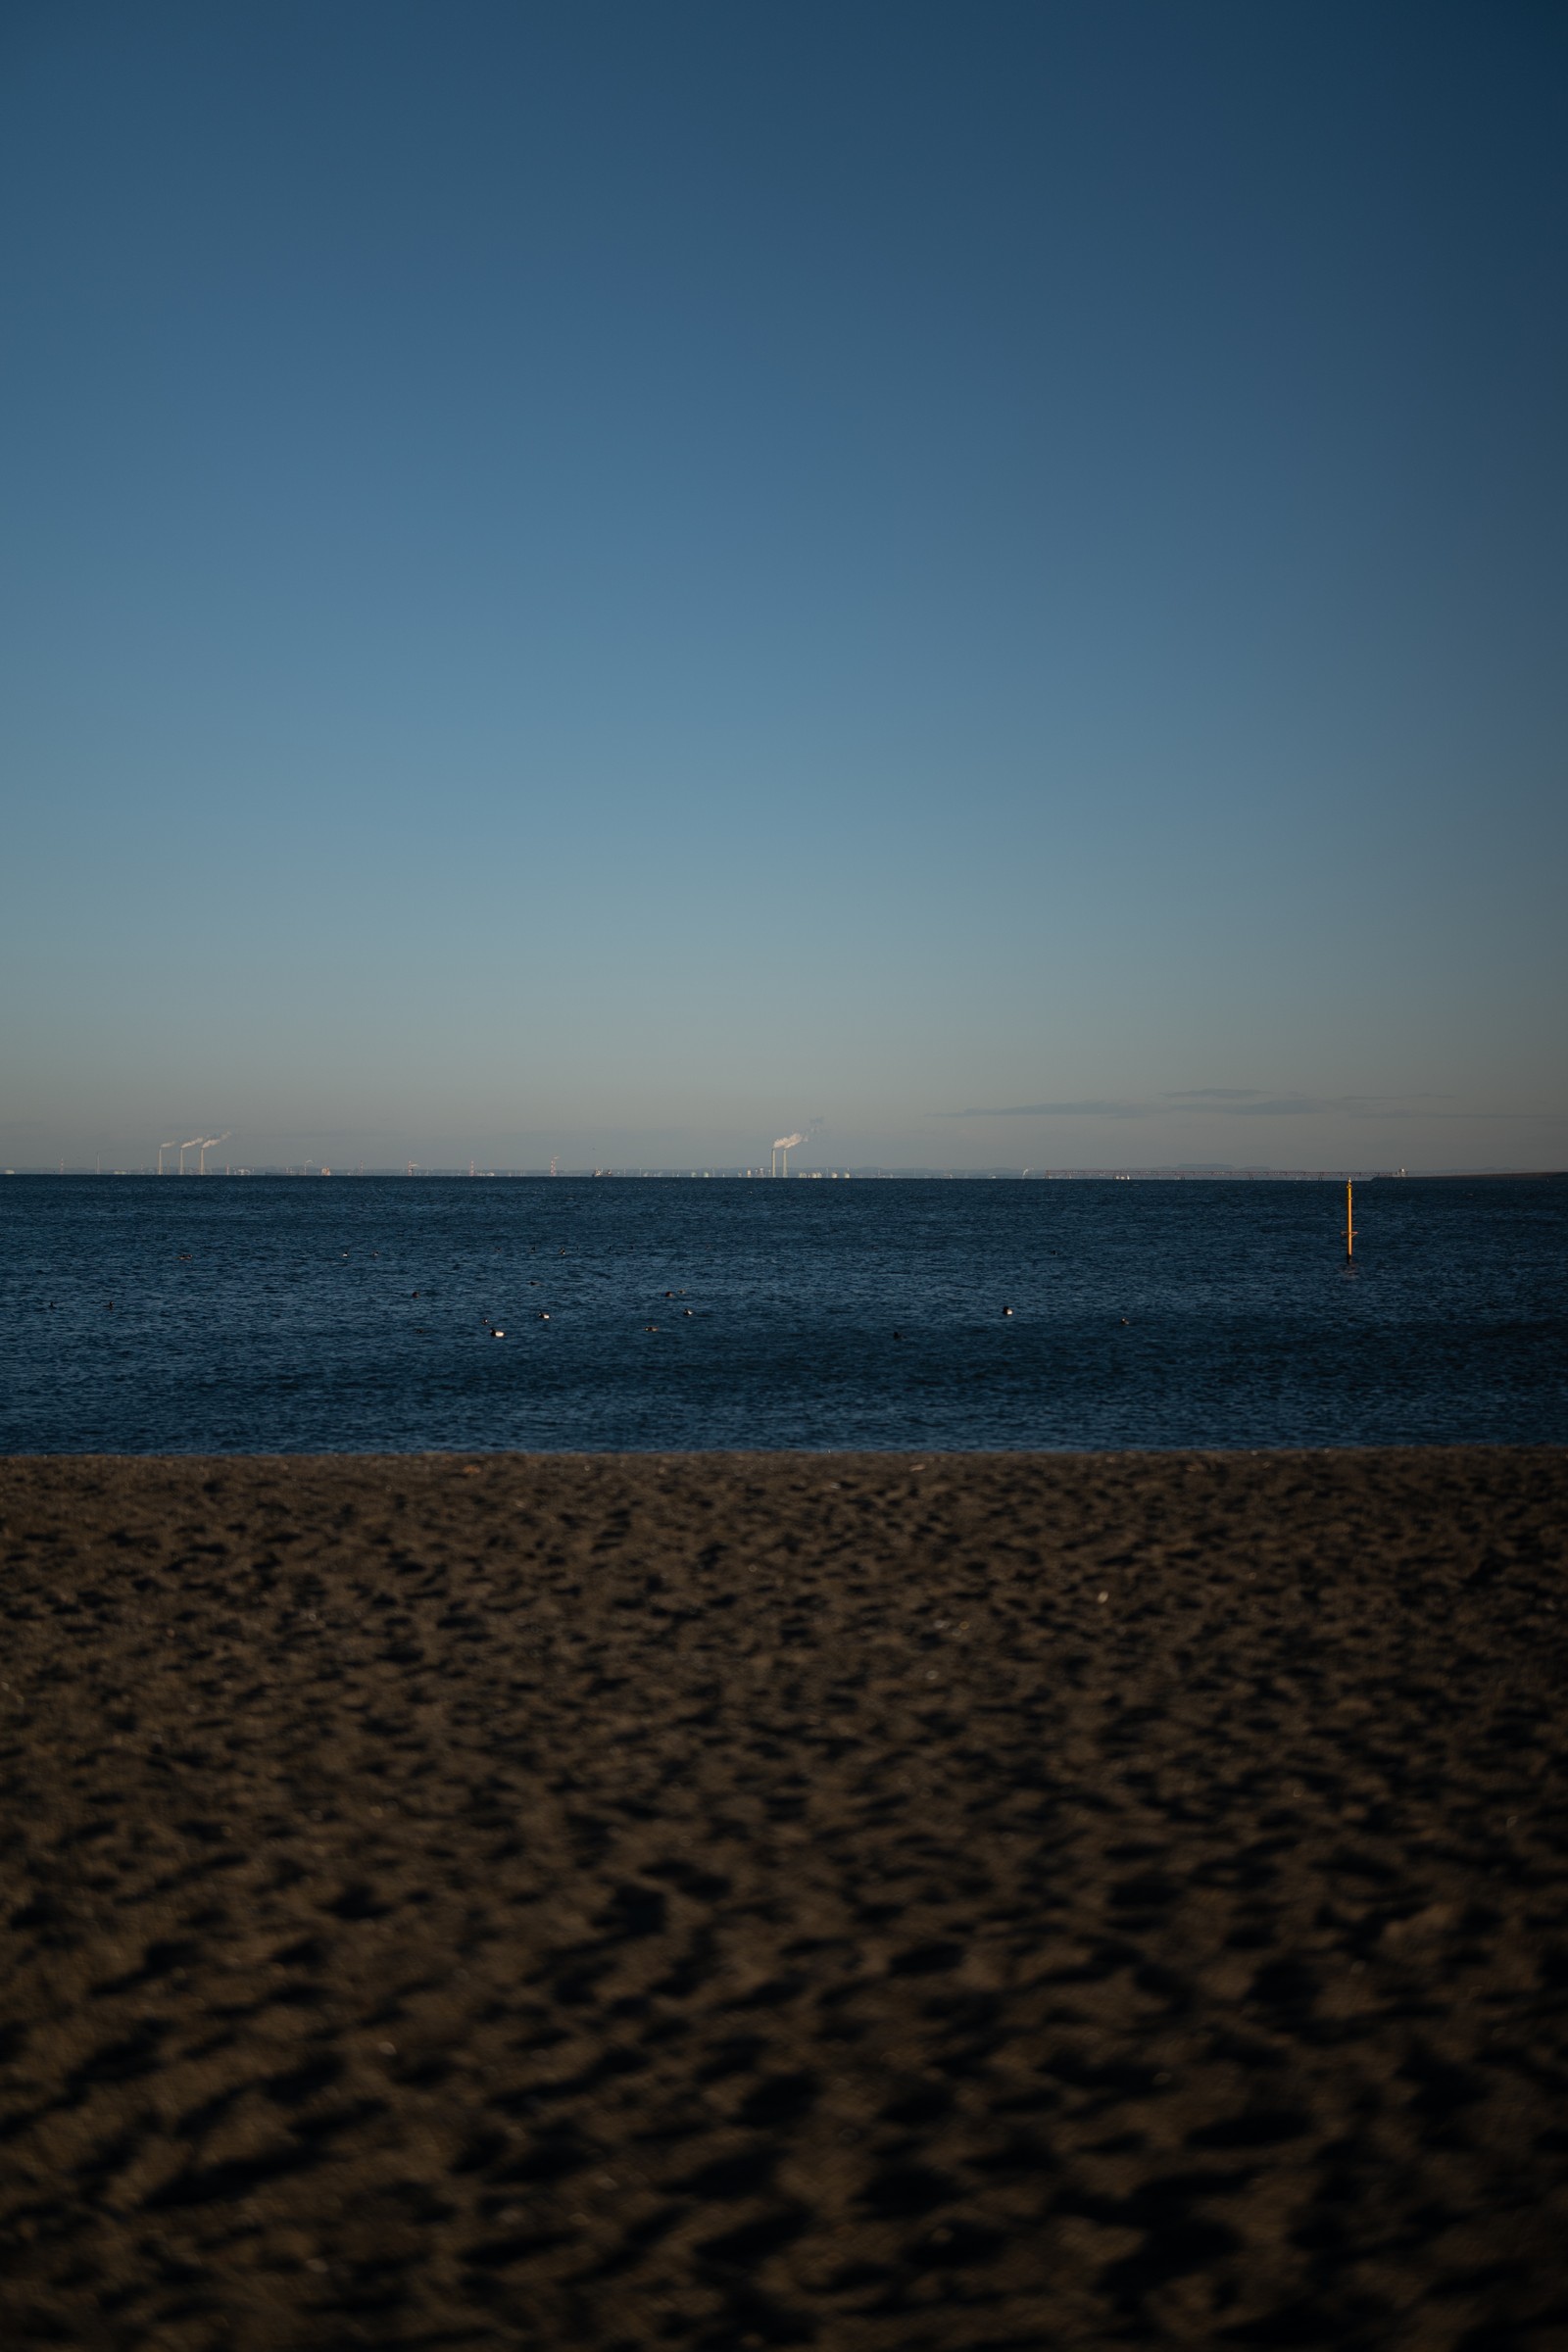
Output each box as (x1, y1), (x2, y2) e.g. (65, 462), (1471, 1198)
(1, 1175), (1564, 1453)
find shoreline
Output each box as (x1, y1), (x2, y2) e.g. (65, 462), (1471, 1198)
(2, 1446), (1565, 2348)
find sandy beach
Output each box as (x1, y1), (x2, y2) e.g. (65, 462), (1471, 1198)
(1, 1446), (1565, 2350)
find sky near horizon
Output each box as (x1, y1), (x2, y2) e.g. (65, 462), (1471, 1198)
(2, 0), (1564, 1172)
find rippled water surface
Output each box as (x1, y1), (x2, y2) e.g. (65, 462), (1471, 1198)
(2, 1176), (1564, 1451)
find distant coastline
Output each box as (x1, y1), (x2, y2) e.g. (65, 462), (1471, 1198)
(5, 1165), (1565, 1183)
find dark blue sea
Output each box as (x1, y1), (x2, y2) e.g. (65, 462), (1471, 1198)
(1, 1176), (1564, 1452)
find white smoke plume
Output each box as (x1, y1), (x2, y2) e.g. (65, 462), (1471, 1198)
(772, 1133), (807, 1152)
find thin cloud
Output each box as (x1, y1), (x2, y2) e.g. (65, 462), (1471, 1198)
(1176, 1095), (1369, 1117)
(939, 1100), (1157, 1119)
(940, 1092), (1490, 1121)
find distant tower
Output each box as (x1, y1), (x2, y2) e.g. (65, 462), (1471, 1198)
(550, 1155), (559, 1177)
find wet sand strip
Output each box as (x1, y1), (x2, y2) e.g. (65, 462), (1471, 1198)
(1, 1446), (1565, 2350)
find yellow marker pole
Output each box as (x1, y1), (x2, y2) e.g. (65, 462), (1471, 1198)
(1346, 1179), (1354, 1259)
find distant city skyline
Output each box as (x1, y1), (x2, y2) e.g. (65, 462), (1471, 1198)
(0, 1124), (1545, 1180)
(3, 3), (1564, 1173)
(4, 1165), (1442, 1182)
(1, 1077), (1563, 1181)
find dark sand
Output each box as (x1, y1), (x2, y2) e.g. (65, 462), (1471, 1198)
(1, 1449), (1565, 2351)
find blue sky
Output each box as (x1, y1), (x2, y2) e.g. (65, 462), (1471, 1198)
(3, 0), (1564, 1169)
